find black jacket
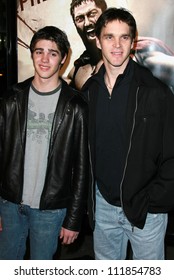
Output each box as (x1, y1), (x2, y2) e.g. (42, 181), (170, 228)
(83, 59), (174, 229)
(0, 77), (89, 231)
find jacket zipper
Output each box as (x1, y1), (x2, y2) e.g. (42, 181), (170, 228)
(120, 87), (140, 218)
(87, 89), (95, 221)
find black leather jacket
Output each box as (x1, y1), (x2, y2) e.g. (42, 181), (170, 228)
(83, 59), (174, 230)
(0, 78), (89, 231)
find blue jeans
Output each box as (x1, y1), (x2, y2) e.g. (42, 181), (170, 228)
(0, 197), (66, 260)
(94, 186), (168, 260)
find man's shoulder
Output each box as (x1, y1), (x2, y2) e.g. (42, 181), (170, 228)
(61, 78), (88, 106)
(81, 65), (104, 92)
(82, 76), (97, 90)
(12, 77), (33, 94)
(133, 60), (171, 94)
(133, 60), (160, 83)
(2, 77), (33, 101)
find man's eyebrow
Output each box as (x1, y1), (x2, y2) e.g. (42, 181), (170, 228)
(75, 8), (98, 18)
(48, 49), (59, 53)
(103, 33), (131, 37)
(102, 33), (114, 38)
(34, 47), (43, 51)
(34, 48), (59, 53)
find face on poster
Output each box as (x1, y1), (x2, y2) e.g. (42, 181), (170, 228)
(17, 0), (174, 82)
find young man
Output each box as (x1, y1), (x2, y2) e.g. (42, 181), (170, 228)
(83, 8), (174, 260)
(0, 26), (89, 260)
(68, 0), (174, 92)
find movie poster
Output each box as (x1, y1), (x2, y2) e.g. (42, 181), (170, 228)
(17, 0), (174, 91)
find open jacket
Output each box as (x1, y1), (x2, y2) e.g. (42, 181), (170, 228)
(83, 59), (174, 230)
(0, 77), (89, 231)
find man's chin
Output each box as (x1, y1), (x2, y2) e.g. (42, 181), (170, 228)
(78, 31), (97, 47)
(86, 35), (96, 41)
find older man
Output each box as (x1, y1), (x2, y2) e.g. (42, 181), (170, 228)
(67, 0), (107, 89)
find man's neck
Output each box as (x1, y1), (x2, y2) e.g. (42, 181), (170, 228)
(32, 76), (61, 93)
(104, 58), (130, 93)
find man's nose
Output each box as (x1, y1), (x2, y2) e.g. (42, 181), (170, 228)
(41, 53), (49, 61)
(84, 15), (90, 26)
(113, 38), (121, 48)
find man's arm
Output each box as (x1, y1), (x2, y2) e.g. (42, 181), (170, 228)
(148, 87), (174, 210)
(62, 99), (89, 234)
(63, 66), (75, 85)
(143, 51), (174, 90)
(64, 60), (103, 90)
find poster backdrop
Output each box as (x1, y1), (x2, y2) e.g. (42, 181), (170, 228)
(17, 0), (174, 90)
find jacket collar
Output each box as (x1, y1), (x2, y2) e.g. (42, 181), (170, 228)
(13, 77), (78, 149)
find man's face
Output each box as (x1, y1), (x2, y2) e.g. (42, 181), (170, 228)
(73, 0), (103, 43)
(32, 39), (66, 81)
(96, 20), (134, 71)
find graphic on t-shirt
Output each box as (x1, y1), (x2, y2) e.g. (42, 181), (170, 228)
(27, 100), (54, 143)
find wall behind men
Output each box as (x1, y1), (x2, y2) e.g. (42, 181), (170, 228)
(17, 0), (174, 82)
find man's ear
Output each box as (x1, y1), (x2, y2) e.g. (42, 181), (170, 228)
(131, 39), (135, 50)
(96, 37), (101, 50)
(61, 54), (67, 65)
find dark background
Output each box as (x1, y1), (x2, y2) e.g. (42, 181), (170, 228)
(0, 0), (17, 97)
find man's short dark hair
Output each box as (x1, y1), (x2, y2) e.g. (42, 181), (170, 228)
(95, 8), (137, 41)
(30, 26), (70, 59)
(70, 0), (107, 19)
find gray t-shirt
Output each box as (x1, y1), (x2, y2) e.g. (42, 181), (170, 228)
(22, 83), (61, 208)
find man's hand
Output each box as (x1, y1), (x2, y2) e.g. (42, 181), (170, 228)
(59, 227), (79, 245)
